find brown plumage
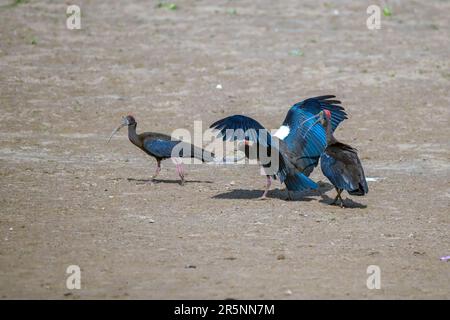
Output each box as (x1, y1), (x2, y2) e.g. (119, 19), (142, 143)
(319, 110), (368, 207)
(108, 115), (215, 185)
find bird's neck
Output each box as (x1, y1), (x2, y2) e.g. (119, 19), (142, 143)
(128, 124), (142, 148)
(325, 120), (337, 146)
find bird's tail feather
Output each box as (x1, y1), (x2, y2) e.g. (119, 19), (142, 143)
(348, 182), (368, 196)
(284, 172), (318, 191)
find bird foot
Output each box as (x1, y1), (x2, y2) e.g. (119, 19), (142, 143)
(331, 199), (345, 208)
(284, 192), (293, 201)
(145, 179), (156, 185)
(257, 196), (269, 201)
(149, 176), (159, 183)
(284, 195), (293, 201)
(179, 179), (185, 186)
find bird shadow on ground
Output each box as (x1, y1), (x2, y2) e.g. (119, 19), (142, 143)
(212, 180), (336, 201)
(213, 188), (314, 201)
(319, 193), (367, 209)
(110, 177), (213, 184)
(212, 188), (283, 200)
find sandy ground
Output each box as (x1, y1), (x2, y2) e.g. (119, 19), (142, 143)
(0, 0), (449, 299)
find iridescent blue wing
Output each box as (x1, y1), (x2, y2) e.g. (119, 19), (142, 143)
(144, 139), (180, 158)
(209, 115), (272, 147)
(282, 96), (347, 175)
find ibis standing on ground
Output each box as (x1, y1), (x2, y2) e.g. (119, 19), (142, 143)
(318, 110), (368, 207)
(209, 95), (348, 199)
(108, 115), (215, 185)
(210, 114), (318, 199)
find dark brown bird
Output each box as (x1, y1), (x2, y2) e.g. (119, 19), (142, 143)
(319, 110), (368, 207)
(108, 115), (215, 185)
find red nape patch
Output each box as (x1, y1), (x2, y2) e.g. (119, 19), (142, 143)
(324, 109), (332, 119)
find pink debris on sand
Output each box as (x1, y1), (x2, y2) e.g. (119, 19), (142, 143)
(440, 256), (450, 261)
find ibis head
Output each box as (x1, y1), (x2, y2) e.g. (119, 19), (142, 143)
(107, 115), (136, 143)
(319, 109), (332, 127)
(124, 115), (136, 126)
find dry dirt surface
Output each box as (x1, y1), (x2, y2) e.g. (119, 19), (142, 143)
(0, 0), (449, 299)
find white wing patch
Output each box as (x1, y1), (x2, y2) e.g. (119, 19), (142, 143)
(273, 125), (290, 140)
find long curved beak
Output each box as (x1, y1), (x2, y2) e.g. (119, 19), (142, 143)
(311, 111), (324, 127)
(107, 118), (127, 143)
(107, 124), (125, 143)
(301, 112), (324, 138)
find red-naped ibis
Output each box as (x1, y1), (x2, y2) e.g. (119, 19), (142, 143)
(209, 95), (347, 200)
(318, 109), (368, 207)
(108, 115), (215, 185)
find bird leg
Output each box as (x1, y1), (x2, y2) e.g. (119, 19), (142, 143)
(285, 189), (293, 201)
(175, 162), (185, 186)
(338, 192), (345, 208)
(151, 160), (161, 181)
(331, 188), (345, 207)
(259, 176), (271, 200)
